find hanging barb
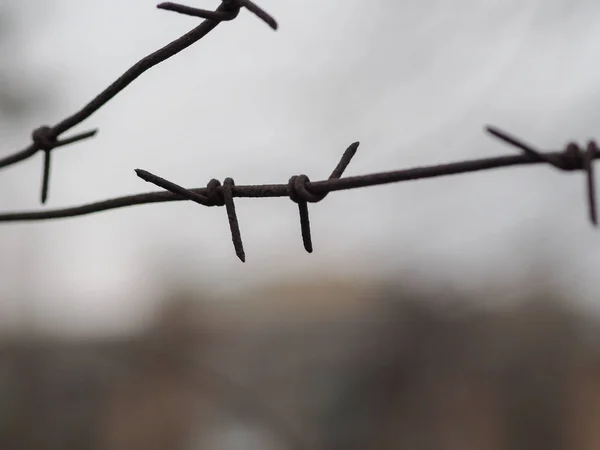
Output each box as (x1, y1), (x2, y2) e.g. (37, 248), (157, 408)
(584, 140), (598, 226)
(40, 150), (51, 204)
(222, 177), (245, 261)
(288, 142), (359, 253)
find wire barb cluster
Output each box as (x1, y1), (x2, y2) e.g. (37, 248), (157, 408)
(485, 126), (598, 225)
(0, 0), (598, 262)
(136, 142), (359, 261)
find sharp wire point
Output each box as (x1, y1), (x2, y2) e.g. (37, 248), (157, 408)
(157, 2), (236, 20)
(40, 150), (51, 204)
(223, 178), (246, 261)
(241, 0), (278, 30)
(585, 142), (598, 226)
(486, 125), (564, 170)
(55, 128), (98, 148)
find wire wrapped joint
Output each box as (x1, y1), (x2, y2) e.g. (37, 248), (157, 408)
(135, 169), (246, 261)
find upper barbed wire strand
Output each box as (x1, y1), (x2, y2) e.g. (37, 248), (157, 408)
(0, 1), (276, 170)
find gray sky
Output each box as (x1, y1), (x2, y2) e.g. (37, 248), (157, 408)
(1, 0), (600, 334)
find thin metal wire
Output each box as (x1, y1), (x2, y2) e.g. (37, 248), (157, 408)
(0, 138), (596, 224)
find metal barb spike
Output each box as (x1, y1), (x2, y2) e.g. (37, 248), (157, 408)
(239, 0), (278, 30)
(223, 177), (245, 262)
(55, 129), (98, 148)
(40, 150), (51, 204)
(584, 141), (598, 226)
(157, 2), (238, 21)
(135, 169), (212, 206)
(485, 125), (564, 170)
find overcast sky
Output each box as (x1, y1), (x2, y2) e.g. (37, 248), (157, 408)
(1, 0), (600, 334)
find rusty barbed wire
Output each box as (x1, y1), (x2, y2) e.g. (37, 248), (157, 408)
(131, 129), (600, 260)
(0, 1), (597, 263)
(0, 0), (276, 203)
(0, 127), (598, 262)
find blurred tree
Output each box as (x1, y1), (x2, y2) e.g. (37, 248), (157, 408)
(0, 3), (57, 448)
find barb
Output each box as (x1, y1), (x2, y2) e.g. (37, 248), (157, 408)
(584, 141), (597, 226)
(485, 126), (566, 170)
(288, 142), (359, 253)
(158, 0), (278, 29)
(0, 0), (276, 203)
(136, 169), (246, 261)
(1, 128), (598, 260)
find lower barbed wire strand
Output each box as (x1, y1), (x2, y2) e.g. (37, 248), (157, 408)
(0, 149), (598, 223)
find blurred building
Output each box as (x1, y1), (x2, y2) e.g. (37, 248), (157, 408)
(0, 276), (600, 450)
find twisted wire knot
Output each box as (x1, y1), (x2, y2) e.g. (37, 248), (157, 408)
(32, 126), (57, 151)
(287, 174), (326, 204)
(201, 179), (226, 206)
(556, 141), (599, 171)
(222, 0), (242, 11)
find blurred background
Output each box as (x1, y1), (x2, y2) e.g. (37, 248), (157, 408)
(1, 0), (600, 448)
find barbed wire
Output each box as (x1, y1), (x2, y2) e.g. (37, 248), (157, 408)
(2, 2), (599, 449)
(0, 0), (597, 264)
(0, 130), (597, 261)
